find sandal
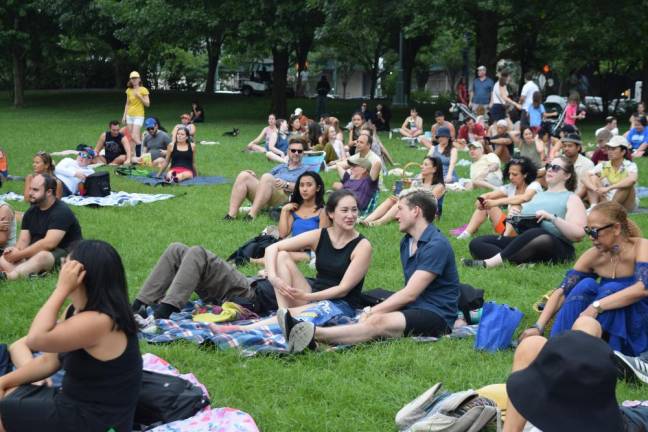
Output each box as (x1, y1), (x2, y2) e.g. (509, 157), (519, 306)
(533, 289), (556, 313)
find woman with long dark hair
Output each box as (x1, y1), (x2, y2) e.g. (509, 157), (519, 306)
(362, 156), (445, 227)
(157, 126), (197, 182)
(452, 156), (542, 239)
(464, 155), (587, 268)
(24, 151), (62, 201)
(427, 127), (458, 183)
(0, 240), (141, 432)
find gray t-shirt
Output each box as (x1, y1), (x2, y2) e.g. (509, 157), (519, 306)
(143, 130), (171, 160)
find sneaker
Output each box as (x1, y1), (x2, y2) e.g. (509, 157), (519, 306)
(223, 214), (234, 221)
(462, 258), (486, 268)
(450, 224), (469, 236)
(613, 351), (648, 384)
(277, 308), (299, 349)
(243, 214), (254, 222)
(456, 231), (471, 240)
(288, 321), (316, 354)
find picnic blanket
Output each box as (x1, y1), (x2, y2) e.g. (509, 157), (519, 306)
(61, 191), (175, 207)
(129, 175), (230, 187)
(0, 192), (23, 202)
(138, 300), (353, 357)
(142, 353), (259, 432)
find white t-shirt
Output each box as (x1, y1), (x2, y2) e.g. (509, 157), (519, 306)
(520, 81), (540, 111)
(594, 126), (619, 137)
(499, 181), (543, 197)
(573, 154), (595, 185)
(471, 152), (502, 185)
(54, 158), (95, 195)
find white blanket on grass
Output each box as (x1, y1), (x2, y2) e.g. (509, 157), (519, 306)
(0, 191), (175, 207)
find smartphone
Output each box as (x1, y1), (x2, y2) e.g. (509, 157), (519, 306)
(477, 197), (485, 207)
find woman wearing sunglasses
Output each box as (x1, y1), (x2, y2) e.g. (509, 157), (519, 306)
(171, 113), (197, 142)
(518, 202), (647, 357)
(464, 155), (586, 268)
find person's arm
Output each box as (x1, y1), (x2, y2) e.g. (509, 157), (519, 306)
(265, 229), (321, 288)
(135, 88), (150, 108)
(537, 194), (586, 241)
(369, 160), (381, 181)
(267, 131), (284, 157)
(431, 183), (445, 200)
(157, 143), (173, 176)
(445, 147), (458, 182)
(26, 260), (113, 353)
(0, 352), (61, 396)
(449, 123), (456, 140)
(633, 143), (648, 157)
(122, 95), (129, 123)
(248, 129), (266, 146)
(0, 205), (13, 246)
(413, 118), (423, 136)
(122, 136), (132, 164)
(401, 118), (409, 129)
(54, 159), (78, 178)
(336, 164), (347, 180)
(489, 185), (539, 207)
(500, 86), (521, 110)
(605, 171), (637, 191)
(9, 229), (66, 262)
(318, 208), (331, 228)
(347, 129), (354, 147)
(278, 203), (297, 238)
(372, 270), (436, 315)
(95, 133), (106, 155)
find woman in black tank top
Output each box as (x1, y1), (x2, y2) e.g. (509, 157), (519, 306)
(238, 190), (372, 332)
(157, 126), (197, 182)
(0, 240), (142, 432)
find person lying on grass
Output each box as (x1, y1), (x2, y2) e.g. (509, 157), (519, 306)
(518, 201), (648, 357)
(277, 189), (460, 354)
(0, 174), (82, 281)
(0, 240), (142, 432)
(211, 190), (372, 333)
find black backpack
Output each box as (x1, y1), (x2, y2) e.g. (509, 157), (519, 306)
(227, 234), (278, 266)
(84, 172), (111, 197)
(133, 371), (210, 430)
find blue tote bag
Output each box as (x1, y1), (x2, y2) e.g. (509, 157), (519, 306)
(474, 302), (524, 352)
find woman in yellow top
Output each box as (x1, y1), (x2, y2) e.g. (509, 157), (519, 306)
(122, 71), (150, 158)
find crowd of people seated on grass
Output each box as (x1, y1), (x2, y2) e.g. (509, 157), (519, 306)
(0, 67), (647, 432)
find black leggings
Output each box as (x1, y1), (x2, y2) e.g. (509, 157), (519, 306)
(468, 228), (575, 265)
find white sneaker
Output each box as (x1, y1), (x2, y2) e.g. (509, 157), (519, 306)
(456, 231), (471, 240)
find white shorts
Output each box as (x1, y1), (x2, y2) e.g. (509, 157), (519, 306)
(126, 115), (144, 126)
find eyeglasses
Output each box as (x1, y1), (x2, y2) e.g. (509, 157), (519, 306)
(289, 148), (304, 154)
(545, 163), (566, 173)
(584, 223), (615, 239)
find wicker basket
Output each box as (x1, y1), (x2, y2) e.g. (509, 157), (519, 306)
(393, 162), (422, 194)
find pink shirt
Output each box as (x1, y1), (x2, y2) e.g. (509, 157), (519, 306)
(564, 103), (577, 126)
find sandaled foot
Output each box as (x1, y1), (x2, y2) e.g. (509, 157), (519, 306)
(461, 258), (486, 268)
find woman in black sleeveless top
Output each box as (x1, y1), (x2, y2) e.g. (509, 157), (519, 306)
(244, 190), (372, 330)
(157, 126), (197, 182)
(0, 240), (142, 432)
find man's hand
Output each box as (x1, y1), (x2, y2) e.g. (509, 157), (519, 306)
(3, 247), (21, 263)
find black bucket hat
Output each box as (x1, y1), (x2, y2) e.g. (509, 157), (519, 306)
(506, 331), (623, 432)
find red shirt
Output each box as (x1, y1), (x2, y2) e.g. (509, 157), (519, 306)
(458, 123), (485, 141)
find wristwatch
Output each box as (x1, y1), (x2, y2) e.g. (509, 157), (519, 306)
(592, 300), (604, 313)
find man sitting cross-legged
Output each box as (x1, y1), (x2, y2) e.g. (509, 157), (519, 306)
(0, 174), (82, 280)
(279, 188), (460, 353)
(225, 137), (308, 221)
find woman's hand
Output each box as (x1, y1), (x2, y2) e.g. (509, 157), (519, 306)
(580, 305), (598, 318)
(282, 203), (298, 213)
(483, 199), (497, 210)
(444, 174), (453, 184)
(535, 210), (554, 222)
(508, 206), (521, 216)
(518, 327), (541, 342)
(56, 260), (86, 297)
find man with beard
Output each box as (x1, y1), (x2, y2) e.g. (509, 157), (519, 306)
(0, 174), (82, 280)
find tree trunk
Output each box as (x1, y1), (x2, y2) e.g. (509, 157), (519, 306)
(12, 49), (25, 108)
(205, 35), (224, 94)
(271, 47), (289, 118)
(368, 48), (381, 100)
(474, 11), (499, 75)
(403, 35), (430, 97)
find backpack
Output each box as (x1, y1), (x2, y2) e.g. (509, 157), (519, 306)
(227, 234), (278, 266)
(84, 172), (111, 197)
(133, 370), (210, 430)
(396, 383), (500, 432)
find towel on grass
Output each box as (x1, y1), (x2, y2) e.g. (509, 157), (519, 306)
(61, 191), (175, 207)
(129, 175), (230, 187)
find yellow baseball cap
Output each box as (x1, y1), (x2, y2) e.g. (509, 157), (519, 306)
(129, 71), (140, 79)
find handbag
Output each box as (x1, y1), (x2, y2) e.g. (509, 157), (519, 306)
(474, 302), (524, 352)
(506, 214), (541, 234)
(84, 172), (111, 197)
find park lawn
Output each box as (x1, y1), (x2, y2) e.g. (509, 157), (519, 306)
(0, 91), (646, 431)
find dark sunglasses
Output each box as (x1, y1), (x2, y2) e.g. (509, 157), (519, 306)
(584, 223), (615, 239)
(545, 163), (565, 173)
(289, 148), (304, 154)
(147, 127), (155, 131)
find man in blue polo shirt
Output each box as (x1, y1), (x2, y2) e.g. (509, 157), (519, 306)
(225, 137), (308, 221)
(280, 189), (460, 353)
(469, 66), (494, 115)
(625, 115), (648, 157)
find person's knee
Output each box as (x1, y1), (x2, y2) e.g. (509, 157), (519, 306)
(235, 170), (253, 183)
(514, 335), (547, 367)
(260, 173), (274, 183)
(567, 278), (599, 298)
(364, 313), (401, 338)
(186, 245), (207, 261)
(33, 251), (54, 269)
(572, 316), (602, 338)
(167, 242), (188, 256)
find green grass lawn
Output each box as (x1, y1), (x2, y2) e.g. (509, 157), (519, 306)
(0, 91), (646, 431)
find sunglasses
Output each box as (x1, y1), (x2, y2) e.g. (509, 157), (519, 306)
(79, 152), (93, 159)
(147, 127), (155, 131)
(289, 148), (304, 154)
(584, 223), (615, 239)
(545, 163), (566, 173)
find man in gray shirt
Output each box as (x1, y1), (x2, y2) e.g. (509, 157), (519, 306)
(143, 117), (171, 167)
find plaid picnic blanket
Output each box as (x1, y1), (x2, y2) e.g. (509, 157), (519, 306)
(139, 300), (354, 357)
